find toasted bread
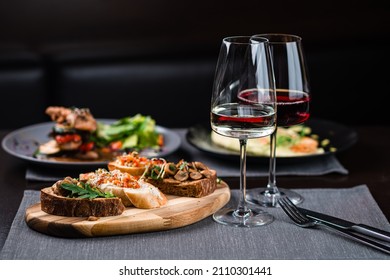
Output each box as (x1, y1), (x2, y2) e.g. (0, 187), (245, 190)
(98, 179), (167, 208)
(80, 168), (167, 209)
(145, 169), (217, 197)
(107, 151), (158, 176)
(107, 163), (145, 176)
(40, 185), (125, 217)
(108, 153), (219, 198)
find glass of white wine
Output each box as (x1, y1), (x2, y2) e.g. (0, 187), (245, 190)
(210, 36), (277, 227)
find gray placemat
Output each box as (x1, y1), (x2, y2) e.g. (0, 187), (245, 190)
(1, 185), (389, 260)
(25, 129), (348, 182)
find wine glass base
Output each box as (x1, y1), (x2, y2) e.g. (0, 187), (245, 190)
(246, 187), (304, 207)
(213, 207), (274, 227)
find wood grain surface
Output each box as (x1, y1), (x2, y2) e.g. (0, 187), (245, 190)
(25, 182), (231, 238)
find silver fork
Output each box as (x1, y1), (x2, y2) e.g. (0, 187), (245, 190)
(278, 196), (390, 254)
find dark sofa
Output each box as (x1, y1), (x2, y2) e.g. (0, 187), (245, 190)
(1, 1), (388, 129)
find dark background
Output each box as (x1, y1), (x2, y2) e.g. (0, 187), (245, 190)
(1, 0), (389, 129)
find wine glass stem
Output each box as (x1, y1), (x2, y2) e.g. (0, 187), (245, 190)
(266, 128), (280, 196)
(236, 137), (250, 217)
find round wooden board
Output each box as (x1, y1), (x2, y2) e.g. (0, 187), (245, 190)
(25, 182), (231, 238)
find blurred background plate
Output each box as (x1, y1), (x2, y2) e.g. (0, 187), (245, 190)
(1, 119), (181, 168)
(186, 118), (358, 163)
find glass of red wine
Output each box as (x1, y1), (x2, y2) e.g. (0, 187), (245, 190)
(210, 36), (277, 227)
(246, 34), (310, 207)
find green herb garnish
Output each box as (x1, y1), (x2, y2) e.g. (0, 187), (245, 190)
(276, 135), (296, 146)
(149, 165), (163, 180)
(60, 182), (115, 199)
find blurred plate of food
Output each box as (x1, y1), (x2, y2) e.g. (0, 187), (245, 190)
(186, 118), (358, 163)
(2, 107), (181, 167)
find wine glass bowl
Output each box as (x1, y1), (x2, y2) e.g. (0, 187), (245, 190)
(246, 33), (311, 207)
(210, 36), (277, 227)
(275, 89), (310, 127)
(211, 89), (276, 139)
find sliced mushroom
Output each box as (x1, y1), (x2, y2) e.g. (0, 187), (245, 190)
(55, 176), (78, 196)
(193, 161), (208, 171)
(174, 170), (189, 181)
(200, 169), (214, 178)
(176, 159), (189, 171)
(189, 171), (203, 180)
(164, 162), (177, 175)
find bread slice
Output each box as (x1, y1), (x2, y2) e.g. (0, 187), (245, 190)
(79, 168), (167, 209)
(107, 162), (145, 176)
(98, 180), (168, 209)
(145, 169), (218, 198)
(107, 151), (160, 176)
(107, 153), (219, 198)
(40, 186), (125, 217)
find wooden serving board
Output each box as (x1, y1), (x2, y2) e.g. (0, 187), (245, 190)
(25, 182), (230, 238)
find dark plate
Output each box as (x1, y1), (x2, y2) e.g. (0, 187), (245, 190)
(1, 119), (181, 168)
(186, 118), (358, 163)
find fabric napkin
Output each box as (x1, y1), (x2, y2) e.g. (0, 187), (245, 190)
(1, 185), (389, 260)
(25, 129), (348, 182)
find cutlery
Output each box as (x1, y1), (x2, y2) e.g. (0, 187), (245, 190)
(278, 197), (390, 254)
(298, 207), (390, 243)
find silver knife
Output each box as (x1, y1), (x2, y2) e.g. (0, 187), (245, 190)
(313, 222), (390, 254)
(298, 207), (390, 243)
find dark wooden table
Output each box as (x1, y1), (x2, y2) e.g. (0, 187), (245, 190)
(1, 125), (390, 251)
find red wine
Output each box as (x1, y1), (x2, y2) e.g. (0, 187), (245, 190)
(276, 89), (310, 126)
(239, 88), (310, 127)
(211, 103), (276, 138)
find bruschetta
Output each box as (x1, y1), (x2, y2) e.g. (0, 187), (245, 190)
(107, 151), (152, 176)
(40, 177), (125, 217)
(79, 168), (167, 209)
(108, 153), (218, 198)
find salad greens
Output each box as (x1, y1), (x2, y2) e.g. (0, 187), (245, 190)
(94, 114), (160, 150)
(60, 182), (115, 199)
